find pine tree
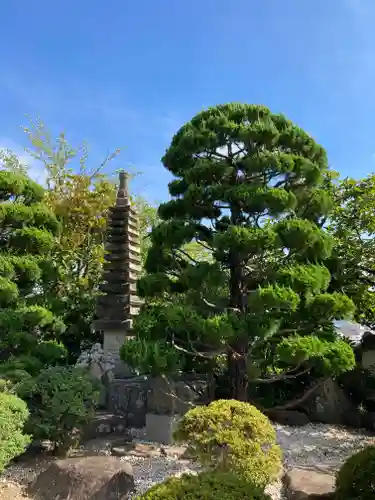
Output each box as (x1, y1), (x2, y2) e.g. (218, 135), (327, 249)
(0, 170), (63, 367)
(137, 103), (356, 402)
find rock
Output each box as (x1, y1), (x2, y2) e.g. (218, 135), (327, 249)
(267, 410), (310, 427)
(111, 444), (134, 457)
(27, 456), (134, 500)
(91, 352), (103, 363)
(343, 409), (363, 429)
(303, 378), (355, 425)
(160, 445), (188, 458)
(83, 412), (132, 440)
(111, 442), (161, 458)
(360, 411), (375, 431)
(284, 468), (335, 499)
(362, 350), (375, 375)
(127, 443), (161, 458)
(76, 343), (115, 376)
(361, 331), (375, 350)
(89, 360), (103, 380)
(147, 376), (211, 416)
(145, 412), (180, 445)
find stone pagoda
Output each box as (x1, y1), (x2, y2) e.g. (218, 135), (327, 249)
(92, 171), (143, 377)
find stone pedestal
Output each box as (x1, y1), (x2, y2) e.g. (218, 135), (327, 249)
(145, 413), (180, 445)
(107, 377), (148, 428)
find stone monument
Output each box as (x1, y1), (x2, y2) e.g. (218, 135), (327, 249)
(92, 171), (143, 378)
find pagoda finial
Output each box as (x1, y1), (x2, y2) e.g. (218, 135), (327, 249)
(116, 171), (130, 206)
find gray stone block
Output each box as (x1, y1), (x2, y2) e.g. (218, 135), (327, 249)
(108, 377), (147, 428)
(145, 413), (180, 445)
(147, 376), (211, 416)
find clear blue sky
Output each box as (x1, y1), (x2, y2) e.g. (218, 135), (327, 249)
(0, 0), (374, 203)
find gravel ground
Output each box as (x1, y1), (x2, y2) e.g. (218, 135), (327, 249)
(1, 423), (374, 499)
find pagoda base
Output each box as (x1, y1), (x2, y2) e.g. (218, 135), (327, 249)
(92, 319), (133, 331)
(102, 329), (135, 378)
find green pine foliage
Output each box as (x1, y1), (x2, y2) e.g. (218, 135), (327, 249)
(0, 170), (64, 372)
(120, 338), (182, 376)
(135, 103), (356, 400)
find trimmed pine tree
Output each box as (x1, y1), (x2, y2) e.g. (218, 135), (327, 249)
(130, 103), (356, 401)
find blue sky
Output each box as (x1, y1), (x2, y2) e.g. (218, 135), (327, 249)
(0, 0), (374, 204)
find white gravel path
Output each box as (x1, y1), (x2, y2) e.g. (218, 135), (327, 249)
(126, 424), (375, 499)
(1, 423), (374, 499)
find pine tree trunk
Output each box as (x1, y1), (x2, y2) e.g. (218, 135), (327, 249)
(228, 246), (249, 402)
(228, 339), (248, 401)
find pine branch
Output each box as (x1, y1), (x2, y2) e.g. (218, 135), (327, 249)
(250, 364), (312, 384)
(171, 338), (225, 359)
(262, 378), (328, 412)
(202, 297), (223, 311)
(196, 239), (213, 252)
(176, 247), (199, 265)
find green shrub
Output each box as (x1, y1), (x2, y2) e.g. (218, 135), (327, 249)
(0, 356), (43, 377)
(31, 340), (67, 366)
(0, 368), (32, 385)
(0, 342), (67, 384)
(335, 445), (375, 500)
(173, 399), (282, 488)
(135, 471), (272, 500)
(0, 392), (31, 472)
(17, 366), (100, 453)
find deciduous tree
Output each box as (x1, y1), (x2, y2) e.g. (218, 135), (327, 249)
(328, 174), (375, 330)
(23, 120), (158, 358)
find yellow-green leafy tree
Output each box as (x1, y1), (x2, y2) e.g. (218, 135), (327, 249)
(23, 119), (158, 359)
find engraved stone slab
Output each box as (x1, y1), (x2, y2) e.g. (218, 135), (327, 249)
(108, 378), (148, 428)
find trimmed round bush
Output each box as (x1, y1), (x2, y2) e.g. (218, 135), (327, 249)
(16, 366), (100, 453)
(0, 392), (31, 472)
(173, 399), (282, 488)
(135, 471), (272, 500)
(335, 445), (375, 500)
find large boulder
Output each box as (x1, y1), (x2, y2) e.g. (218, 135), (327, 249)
(303, 378), (355, 425)
(284, 468), (335, 499)
(147, 375), (211, 415)
(27, 456), (135, 500)
(360, 411), (375, 431)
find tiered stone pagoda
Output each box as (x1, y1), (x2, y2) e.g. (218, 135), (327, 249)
(92, 171), (143, 377)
